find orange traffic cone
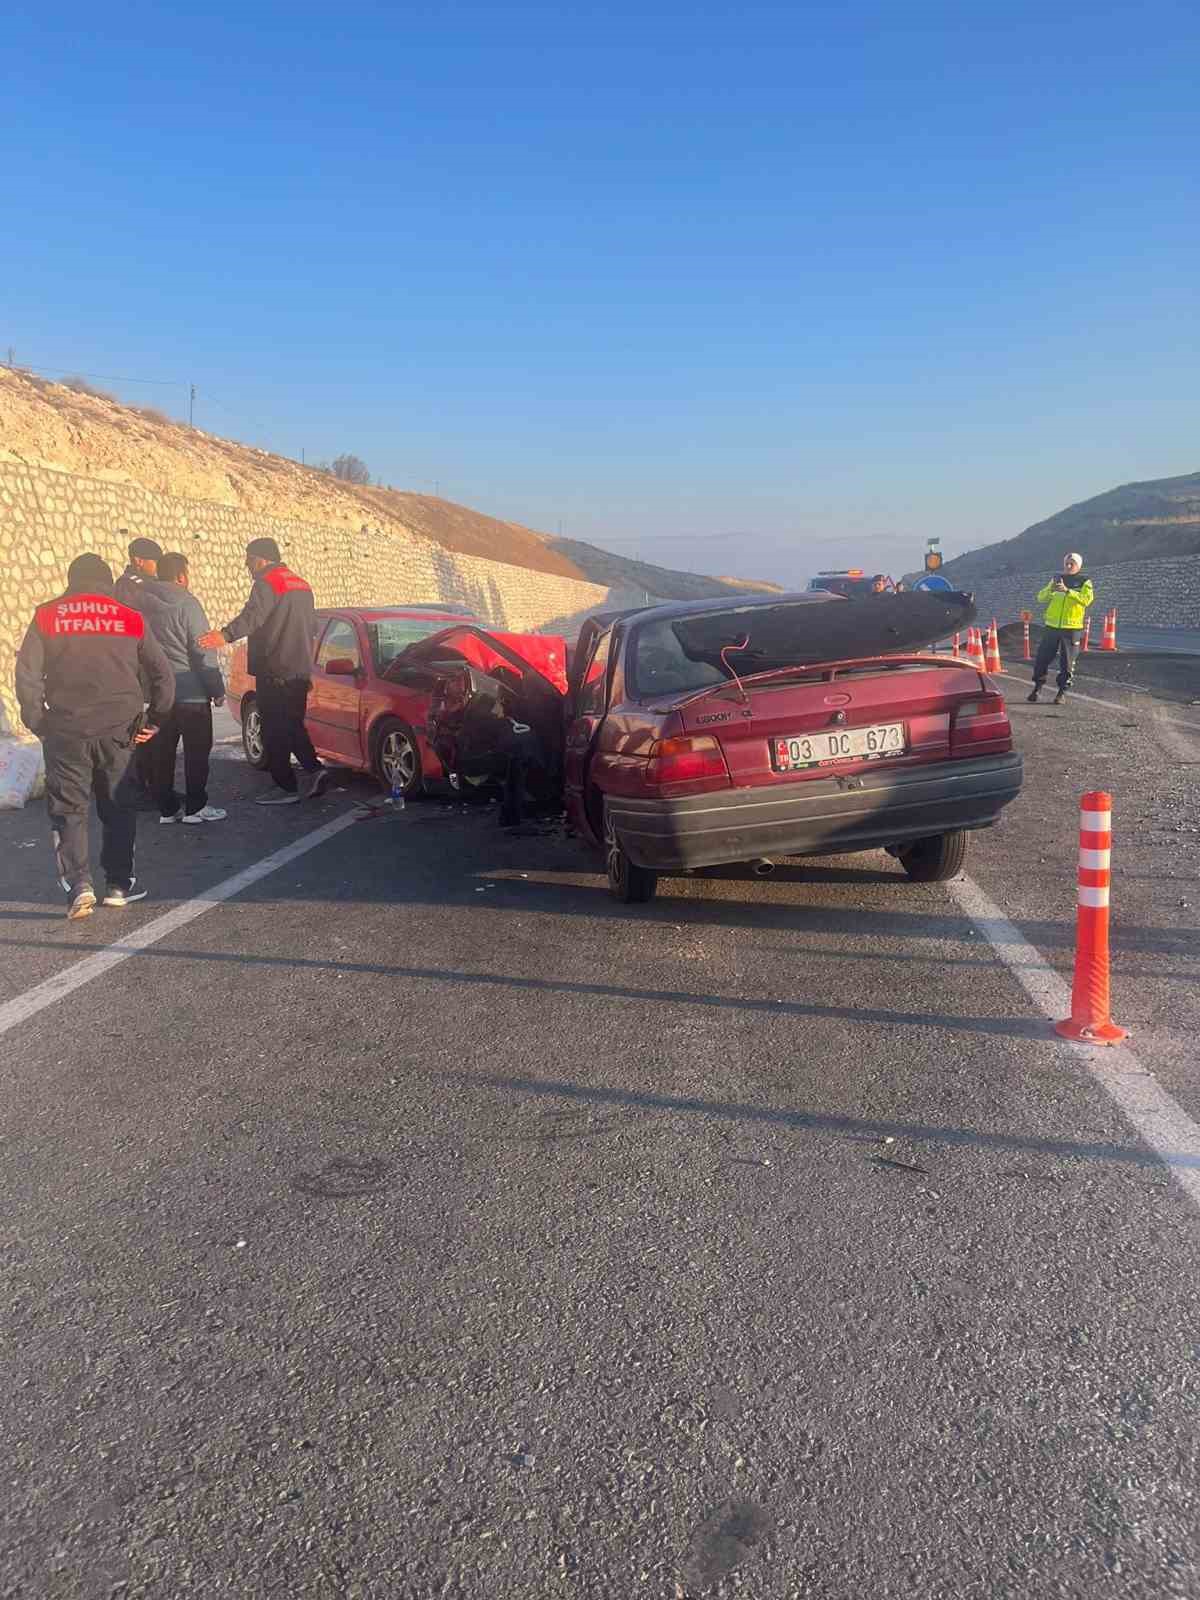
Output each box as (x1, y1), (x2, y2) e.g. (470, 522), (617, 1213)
(968, 627), (986, 671)
(1056, 792), (1127, 1045)
(952, 631), (961, 659)
(1101, 608), (1118, 651)
(985, 619), (1002, 674)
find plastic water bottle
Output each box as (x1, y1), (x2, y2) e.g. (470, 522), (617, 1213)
(390, 774), (406, 812)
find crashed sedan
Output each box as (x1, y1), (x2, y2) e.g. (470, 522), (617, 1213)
(562, 590), (1022, 902)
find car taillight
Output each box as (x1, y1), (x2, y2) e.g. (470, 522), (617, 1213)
(950, 694), (1011, 754)
(644, 735), (732, 795)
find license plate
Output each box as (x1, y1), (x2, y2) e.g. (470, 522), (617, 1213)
(772, 722), (906, 772)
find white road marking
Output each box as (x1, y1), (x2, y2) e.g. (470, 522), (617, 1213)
(0, 812), (359, 1041)
(997, 669), (1200, 727)
(949, 873), (1200, 1210)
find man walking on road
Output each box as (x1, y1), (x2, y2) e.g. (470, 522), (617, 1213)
(1028, 552), (1094, 706)
(15, 553), (175, 919)
(198, 538), (328, 805)
(144, 551), (228, 825)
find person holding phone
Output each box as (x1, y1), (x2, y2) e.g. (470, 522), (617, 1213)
(1028, 552), (1094, 705)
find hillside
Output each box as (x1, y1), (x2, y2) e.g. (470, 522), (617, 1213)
(940, 471), (1200, 583)
(0, 367), (772, 602)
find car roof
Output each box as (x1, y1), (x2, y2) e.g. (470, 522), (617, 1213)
(316, 605), (477, 622)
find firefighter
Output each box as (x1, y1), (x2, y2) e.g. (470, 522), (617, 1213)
(197, 538), (328, 804)
(15, 554), (175, 919)
(1028, 552), (1094, 705)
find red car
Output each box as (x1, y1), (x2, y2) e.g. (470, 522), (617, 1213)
(556, 591), (1022, 902)
(227, 605), (567, 799)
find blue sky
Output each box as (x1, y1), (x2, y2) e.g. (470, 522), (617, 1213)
(6, 0), (1198, 586)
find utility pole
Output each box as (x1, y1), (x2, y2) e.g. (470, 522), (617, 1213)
(301, 448), (305, 465)
(4, 347), (12, 368)
(188, 384), (196, 426)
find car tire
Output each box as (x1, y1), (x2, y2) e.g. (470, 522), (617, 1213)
(604, 798), (658, 904)
(372, 718), (423, 798)
(240, 697), (269, 770)
(898, 829), (969, 883)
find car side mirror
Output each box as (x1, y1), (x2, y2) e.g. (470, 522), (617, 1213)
(324, 657), (359, 676)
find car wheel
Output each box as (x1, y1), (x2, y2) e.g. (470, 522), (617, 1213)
(898, 829), (969, 882)
(241, 697), (269, 769)
(373, 718), (423, 797)
(604, 799), (658, 904)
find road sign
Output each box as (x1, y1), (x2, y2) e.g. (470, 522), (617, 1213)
(913, 573), (952, 593)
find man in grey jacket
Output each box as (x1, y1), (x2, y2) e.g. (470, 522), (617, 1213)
(143, 552), (228, 823)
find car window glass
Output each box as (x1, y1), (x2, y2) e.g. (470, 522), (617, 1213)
(371, 617), (460, 671)
(630, 618), (727, 698)
(316, 619), (361, 670)
(577, 631), (610, 715)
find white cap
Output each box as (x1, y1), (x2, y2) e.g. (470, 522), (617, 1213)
(1065, 552), (1083, 567)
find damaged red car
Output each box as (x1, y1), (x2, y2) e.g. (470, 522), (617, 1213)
(407, 590), (1022, 903)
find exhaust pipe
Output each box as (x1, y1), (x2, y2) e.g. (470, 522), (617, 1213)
(751, 858), (775, 877)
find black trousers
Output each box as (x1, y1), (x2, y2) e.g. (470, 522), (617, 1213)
(42, 731), (139, 894)
(151, 701), (213, 817)
(1032, 627), (1081, 691)
(257, 677), (319, 792)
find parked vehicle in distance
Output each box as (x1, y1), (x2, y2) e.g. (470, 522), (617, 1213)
(559, 590), (1022, 902)
(807, 569), (895, 597)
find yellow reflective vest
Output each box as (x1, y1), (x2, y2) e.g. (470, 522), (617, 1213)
(1037, 577), (1094, 630)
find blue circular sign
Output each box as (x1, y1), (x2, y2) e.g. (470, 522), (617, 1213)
(913, 573), (952, 592)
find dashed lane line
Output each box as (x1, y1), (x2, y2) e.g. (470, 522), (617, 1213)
(949, 873), (1200, 1212)
(0, 811), (359, 1041)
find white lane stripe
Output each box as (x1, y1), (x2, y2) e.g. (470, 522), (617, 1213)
(1079, 848), (1111, 870)
(0, 812), (359, 1040)
(948, 874), (1200, 1209)
(998, 669), (1200, 728)
(1078, 885), (1110, 907)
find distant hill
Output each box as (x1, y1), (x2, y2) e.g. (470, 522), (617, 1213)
(0, 366), (774, 602)
(939, 471), (1200, 583)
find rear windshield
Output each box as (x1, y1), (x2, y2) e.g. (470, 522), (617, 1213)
(367, 617), (459, 669)
(808, 576), (876, 597)
(629, 617), (731, 699)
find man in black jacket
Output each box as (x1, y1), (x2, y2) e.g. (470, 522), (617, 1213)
(198, 537), (328, 804)
(144, 551), (228, 824)
(113, 534), (164, 608)
(15, 554), (175, 919)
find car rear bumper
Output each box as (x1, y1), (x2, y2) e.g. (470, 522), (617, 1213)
(607, 751), (1023, 871)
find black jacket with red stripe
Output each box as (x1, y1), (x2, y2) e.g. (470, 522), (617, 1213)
(15, 589), (175, 739)
(220, 563), (317, 681)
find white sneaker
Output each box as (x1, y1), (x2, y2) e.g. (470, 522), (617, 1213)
(181, 806), (227, 823)
(160, 810), (184, 824)
(102, 878), (149, 908)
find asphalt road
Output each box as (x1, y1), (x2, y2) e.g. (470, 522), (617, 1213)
(2, 686), (1199, 1599)
(1115, 627), (1200, 656)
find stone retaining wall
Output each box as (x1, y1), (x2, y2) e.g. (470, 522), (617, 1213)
(0, 462), (655, 735)
(960, 554), (1200, 629)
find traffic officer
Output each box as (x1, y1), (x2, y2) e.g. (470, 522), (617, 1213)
(197, 538), (328, 804)
(15, 553), (175, 919)
(1028, 552), (1095, 705)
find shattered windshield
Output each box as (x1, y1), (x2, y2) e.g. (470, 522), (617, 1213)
(368, 617), (458, 670)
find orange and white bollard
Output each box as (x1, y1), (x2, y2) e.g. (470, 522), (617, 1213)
(1100, 607), (1118, 651)
(1022, 618), (1031, 660)
(985, 618), (1002, 674)
(1055, 791), (1127, 1045)
(952, 631), (961, 659)
(1081, 616), (1091, 652)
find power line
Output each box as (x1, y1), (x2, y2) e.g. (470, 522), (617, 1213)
(8, 361), (185, 390)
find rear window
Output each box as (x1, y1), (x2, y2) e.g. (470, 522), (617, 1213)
(629, 618), (729, 699)
(367, 617), (459, 669)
